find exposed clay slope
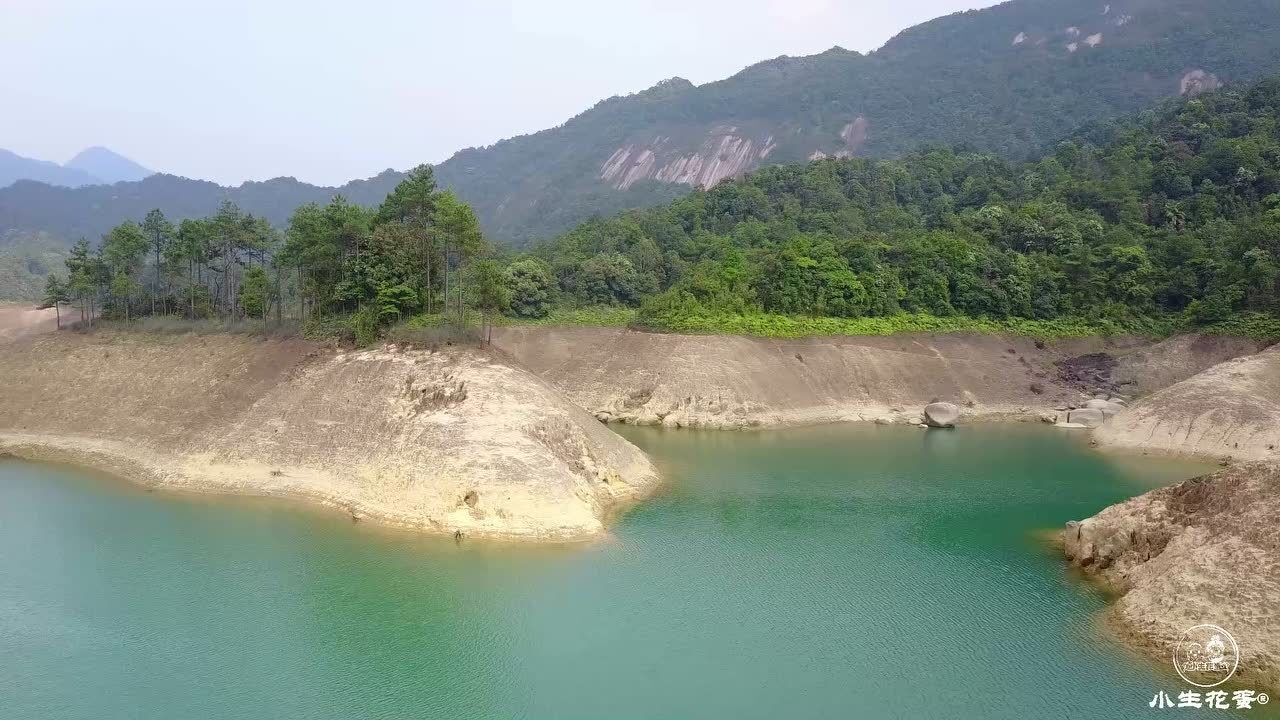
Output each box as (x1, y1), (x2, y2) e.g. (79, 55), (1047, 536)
(1096, 346), (1280, 461)
(1109, 334), (1267, 398)
(492, 327), (1259, 429)
(0, 304), (61, 342)
(1064, 463), (1280, 689)
(0, 332), (658, 541)
(494, 327), (1077, 428)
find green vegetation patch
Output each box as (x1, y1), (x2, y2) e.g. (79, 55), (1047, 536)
(632, 311), (1169, 339)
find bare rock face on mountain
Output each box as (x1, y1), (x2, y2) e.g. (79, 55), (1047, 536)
(1095, 346), (1280, 461)
(1063, 463), (1280, 689)
(0, 332), (659, 541)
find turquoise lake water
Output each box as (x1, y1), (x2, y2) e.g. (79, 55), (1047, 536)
(0, 424), (1253, 719)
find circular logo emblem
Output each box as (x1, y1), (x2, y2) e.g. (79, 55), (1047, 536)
(1173, 624), (1239, 688)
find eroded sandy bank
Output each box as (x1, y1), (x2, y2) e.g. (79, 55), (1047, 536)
(1059, 344), (1280, 690)
(0, 331), (659, 541)
(492, 327), (1261, 429)
(1095, 345), (1280, 461)
(1064, 463), (1279, 689)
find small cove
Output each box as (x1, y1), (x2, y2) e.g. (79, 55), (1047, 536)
(1, 423), (1247, 719)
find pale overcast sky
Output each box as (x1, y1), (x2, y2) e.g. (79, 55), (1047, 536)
(0, 0), (998, 186)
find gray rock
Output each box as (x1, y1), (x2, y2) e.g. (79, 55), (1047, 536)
(1067, 408), (1105, 428)
(924, 402), (961, 428)
(1086, 398), (1126, 418)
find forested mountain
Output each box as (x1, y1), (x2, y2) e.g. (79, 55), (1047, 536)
(42, 74), (1280, 341)
(528, 75), (1280, 333)
(3, 0), (1279, 262)
(430, 0), (1280, 244)
(0, 171), (406, 246)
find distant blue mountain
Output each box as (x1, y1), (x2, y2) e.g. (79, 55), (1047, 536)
(64, 146), (152, 184)
(0, 146), (152, 189)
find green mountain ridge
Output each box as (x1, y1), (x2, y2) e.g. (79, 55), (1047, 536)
(1, 0), (1278, 263)
(526, 72), (1280, 338)
(430, 0), (1280, 244)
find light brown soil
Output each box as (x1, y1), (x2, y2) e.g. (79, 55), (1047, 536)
(491, 327), (1259, 428)
(0, 331), (658, 541)
(1064, 463), (1279, 689)
(0, 303), (63, 342)
(1110, 334), (1268, 397)
(1096, 345), (1280, 461)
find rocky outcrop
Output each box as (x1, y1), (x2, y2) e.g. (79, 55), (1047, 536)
(1064, 463), (1280, 689)
(1066, 407), (1105, 428)
(598, 118), (869, 192)
(1181, 69), (1222, 97)
(924, 402), (960, 428)
(0, 332), (659, 541)
(600, 128), (768, 191)
(1096, 346), (1280, 461)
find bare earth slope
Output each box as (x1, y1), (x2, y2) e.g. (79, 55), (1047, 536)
(1068, 343), (1280, 689)
(1064, 463), (1280, 689)
(492, 327), (1261, 428)
(0, 304), (61, 342)
(0, 332), (658, 541)
(1096, 345), (1280, 461)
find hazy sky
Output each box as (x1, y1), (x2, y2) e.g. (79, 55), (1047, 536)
(1, 0), (997, 186)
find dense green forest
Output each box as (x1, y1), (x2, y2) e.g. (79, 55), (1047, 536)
(41, 167), (511, 345)
(515, 76), (1280, 336)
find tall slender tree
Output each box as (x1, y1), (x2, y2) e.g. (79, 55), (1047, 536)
(41, 275), (70, 329)
(141, 209), (174, 315)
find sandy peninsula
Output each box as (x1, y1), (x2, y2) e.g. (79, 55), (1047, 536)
(0, 330), (659, 541)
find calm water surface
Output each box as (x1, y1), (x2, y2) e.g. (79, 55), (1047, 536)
(0, 424), (1249, 718)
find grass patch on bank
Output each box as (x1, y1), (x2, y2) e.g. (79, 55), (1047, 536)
(109, 307), (1276, 346)
(395, 306), (637, 331)
(629, 310), (1177, 339)
(500, 306), (637, 328)
(1196, 312), (1280, 343)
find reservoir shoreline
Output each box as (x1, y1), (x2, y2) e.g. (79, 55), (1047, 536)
(3, 320), (1276, 693)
